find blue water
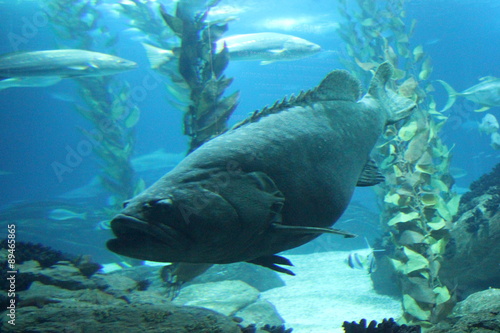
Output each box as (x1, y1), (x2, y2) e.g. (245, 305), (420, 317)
(0, 0), (499, 262)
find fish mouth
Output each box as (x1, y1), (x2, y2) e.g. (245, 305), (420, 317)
(106, 214), (187, 261)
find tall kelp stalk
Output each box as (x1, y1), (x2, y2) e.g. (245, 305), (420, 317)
(45, 0), (143, 214)
(337, 0), (460, 327)
(120, 0), (238, 153)
(160, 1), (239, 152)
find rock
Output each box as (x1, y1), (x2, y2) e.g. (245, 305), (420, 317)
(15, 260), (43, 291)
(430, 312), (500, 333)
(127, 290), (172, 306)
(452, 288), (500, 316)
(440, 199), (500, 298)
(3, 254), (286, 332)
(427, 289), (500, 333)
(16, 260), (42, 273)
(112, 262), (285, 293)
(37, 262), (94, 290)
(18, 281), (124, 306)
(92, 273), (138, 299)
(235, 298), (284, 328)
(439, 163), (500, 299)
(189, 262), (285, 292)
(0, 302), (241, 332)
(173, 280), (260, 316)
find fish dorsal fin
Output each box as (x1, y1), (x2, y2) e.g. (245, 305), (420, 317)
(356, 159), (385, 186)
(311, 69), (362, 102)
(230, 90), (311, 130)
(230, 70), (361, 131)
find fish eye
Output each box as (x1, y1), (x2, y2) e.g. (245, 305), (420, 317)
(145, 198), (173, 209)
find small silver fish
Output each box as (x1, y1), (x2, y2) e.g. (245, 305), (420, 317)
(491, 132), (500, 150)
(48, 208), (87, 221)
(479, 113), (499, 134)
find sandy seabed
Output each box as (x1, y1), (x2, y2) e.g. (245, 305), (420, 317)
(262, 251), (402, 333)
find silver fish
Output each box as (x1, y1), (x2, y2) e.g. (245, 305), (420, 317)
(479, 113), (499, 134)
(48, 208), (87, 221)
(215, 32), (322, 65)
(142, 32), (322, 69)
(491, 132), (500, 150)
(437, 77), (500, 112)
(0, 49), (137, 90)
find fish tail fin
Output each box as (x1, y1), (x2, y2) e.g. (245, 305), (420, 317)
(368, 62), (416, 124)
(474, 106), (491, 113)
(436, 80), (458, 112)
(142, 43), (174, 69)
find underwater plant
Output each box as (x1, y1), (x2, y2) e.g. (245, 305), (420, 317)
(45, 0), (144, 212)
(122, 0), (239, 152)
(337, 0), (460, 327)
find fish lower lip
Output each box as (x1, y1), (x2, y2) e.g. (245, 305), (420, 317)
(110, 214), (183, 247)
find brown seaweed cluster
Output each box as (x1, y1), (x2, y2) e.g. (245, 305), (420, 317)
(343, 318), (421, 333)
(337, 0), (457, 325)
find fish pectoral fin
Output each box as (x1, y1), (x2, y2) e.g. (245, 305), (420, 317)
(474, 106), (491, 112)
(479, 76), (496, 82)
(247, 254), (295, 276)
(67, 65), (90, 71)
(271, 223), (357, 238)
(269, 49), (285, 54)
(218, 171), (284, 227)
(260, 60), (275, 65)
(356, 159), (384, 186)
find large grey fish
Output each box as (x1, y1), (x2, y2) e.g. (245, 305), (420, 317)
(0, 49), (137, 90)
(437, 77), (500, 112)
(107, 63), (415, 275)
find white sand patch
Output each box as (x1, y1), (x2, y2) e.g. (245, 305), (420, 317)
(261, 251), (402, 333)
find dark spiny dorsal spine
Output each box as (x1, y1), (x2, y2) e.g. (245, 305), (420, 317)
(231, 89), (314, 131)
